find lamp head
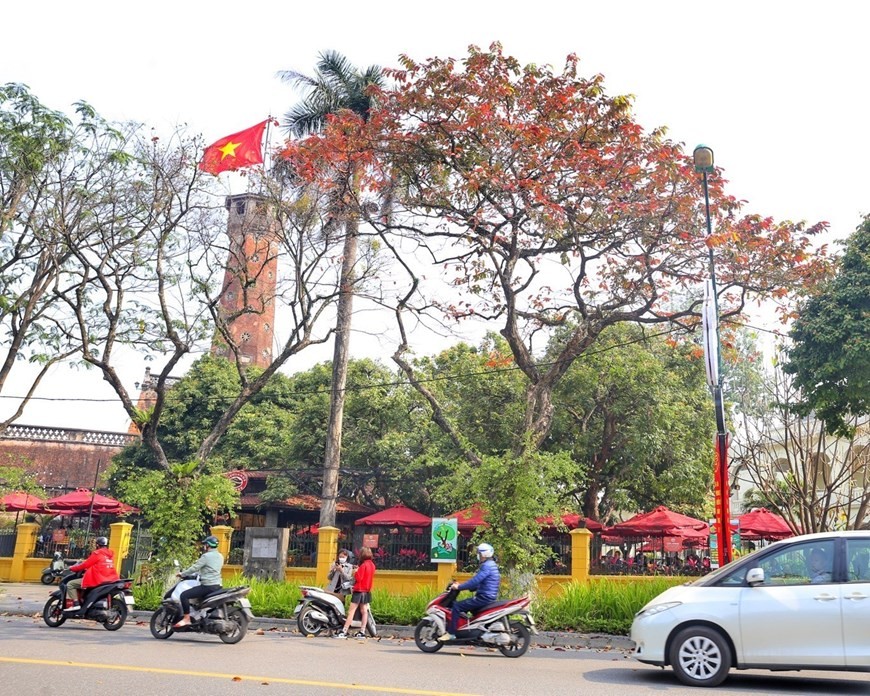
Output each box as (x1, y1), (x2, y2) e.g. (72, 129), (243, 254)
(693, 144), (714, 173)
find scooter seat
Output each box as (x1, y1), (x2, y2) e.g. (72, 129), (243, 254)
(473, 599), (512, 614)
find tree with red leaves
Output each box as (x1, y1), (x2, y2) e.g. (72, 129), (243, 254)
(280, 44), (834, 572)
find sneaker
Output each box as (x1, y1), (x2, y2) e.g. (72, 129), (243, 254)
(437, 632), (454, 642)
(352, 631), (366, 639)
(65, 604), (81, 612)
(333, 631), (347, 639)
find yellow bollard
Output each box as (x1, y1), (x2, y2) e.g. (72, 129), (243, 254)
(436, 561), (457, 593)
(108, 521), (133, 575)
(210, 525), (234, 562)
(315, 526), (340, 587)
(9, 522), (39, 582)
(570, 528), (592, 584)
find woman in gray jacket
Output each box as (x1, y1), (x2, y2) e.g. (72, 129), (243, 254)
(173, 535), (224, 628)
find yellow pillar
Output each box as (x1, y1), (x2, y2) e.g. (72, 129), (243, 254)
(315, 526), (339, 587)
(435, 561), (456, 593)
(10, 522), (39, 582)
(108, 521), (133, 575)
(570, 528), (592, 584)
(210, 524), (234, 561)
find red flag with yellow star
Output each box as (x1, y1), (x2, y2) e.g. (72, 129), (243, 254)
(199, 120), (271, 175)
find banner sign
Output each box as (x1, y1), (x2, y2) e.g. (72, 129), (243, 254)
(430, 517), (458, 563)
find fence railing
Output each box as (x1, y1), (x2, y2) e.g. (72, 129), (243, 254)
(0, 528), (15, 556)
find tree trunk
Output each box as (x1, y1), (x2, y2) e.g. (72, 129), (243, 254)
(319, 218), (358, 527)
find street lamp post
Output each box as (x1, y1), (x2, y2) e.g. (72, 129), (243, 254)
(693, 144), (733, 567)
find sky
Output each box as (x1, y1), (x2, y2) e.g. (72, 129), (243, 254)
(2, 0), (868, 431)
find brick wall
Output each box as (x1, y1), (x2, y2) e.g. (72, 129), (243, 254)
(0, 424), (137, 492)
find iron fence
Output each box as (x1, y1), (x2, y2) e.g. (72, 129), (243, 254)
(0, 528), (14, 556)
(353, 527), (434, 570)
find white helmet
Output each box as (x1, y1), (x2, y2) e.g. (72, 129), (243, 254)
(477, 543), (494, 559)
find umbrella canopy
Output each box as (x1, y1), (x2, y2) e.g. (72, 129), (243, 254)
(0, 491), (51, 513)
(354, 504), (431, 527)
(607, 505), (708, 537)
(538, 513), (603, 532)
(736, 508), (794, 540)
(45, 489), (134, 515)
(447, 504), (603, 533)
(448, 503), (490, 532)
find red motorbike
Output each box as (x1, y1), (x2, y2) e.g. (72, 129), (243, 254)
(413, 585), (536, 658)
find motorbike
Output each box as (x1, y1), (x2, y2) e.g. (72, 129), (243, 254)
(42, 570), (135, 631)
(413, 585), (536, 657)
(293, 585), (378, 637)
(40, 551), (69, 585)
(149, 570), (254, 644)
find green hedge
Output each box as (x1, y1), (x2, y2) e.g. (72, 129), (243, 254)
(133, 575), (686, 634)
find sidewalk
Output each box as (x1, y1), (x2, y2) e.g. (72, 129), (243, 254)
(0, 581), (635, 651)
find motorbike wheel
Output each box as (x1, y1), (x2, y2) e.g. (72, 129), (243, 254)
(218, 609), (249, 644)
(498, 621), (531, 658)
(102, 595), (128, 631)
(296, 605), (325, 637)
(42, 597), (66, 628)
(150, 606), (175, 639)
(40, 571), (56, 585)
(413, 620), (443, 653)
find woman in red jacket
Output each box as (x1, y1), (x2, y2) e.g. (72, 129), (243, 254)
(66, 536), (119, 609)
(334, 546), (375, 639)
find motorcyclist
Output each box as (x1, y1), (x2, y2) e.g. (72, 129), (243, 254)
(173, 535), (224, 628)
(66, 536), (119, 610)
(440, 542), (500, 641)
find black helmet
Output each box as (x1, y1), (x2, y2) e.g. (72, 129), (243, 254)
(203, 535), (219, 548)
(95, 536), (109, 548)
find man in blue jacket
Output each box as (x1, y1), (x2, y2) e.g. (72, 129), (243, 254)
(440, 543), (501, 641)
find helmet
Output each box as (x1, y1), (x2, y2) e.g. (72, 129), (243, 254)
(477, 543), (494, 559)
(95, 536), (109, 548)
(203, 535), (219, 548)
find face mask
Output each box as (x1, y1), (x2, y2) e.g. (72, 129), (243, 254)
(338, 557), (347, 564)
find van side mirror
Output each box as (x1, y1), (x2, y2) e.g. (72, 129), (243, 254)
(746, 567), (765, 586)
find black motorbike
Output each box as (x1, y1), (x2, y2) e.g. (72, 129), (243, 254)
(43, 571), (134, 631)
(149, 575), (254, 644)
(40, 551), (70, 585)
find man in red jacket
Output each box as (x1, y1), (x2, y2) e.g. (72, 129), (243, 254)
(66, 536), (119, 610)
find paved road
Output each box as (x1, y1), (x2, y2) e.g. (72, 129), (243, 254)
(1, 615), (868, 696)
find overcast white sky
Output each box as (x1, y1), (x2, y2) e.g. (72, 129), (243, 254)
(2, 1), (868, 430)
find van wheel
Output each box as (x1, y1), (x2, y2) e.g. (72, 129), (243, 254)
(669, 626), (731, 687)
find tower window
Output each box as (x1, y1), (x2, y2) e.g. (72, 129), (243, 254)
(240, 332), (251, 343)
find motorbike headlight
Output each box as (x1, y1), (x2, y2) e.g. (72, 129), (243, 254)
(635, 601), (681, 619)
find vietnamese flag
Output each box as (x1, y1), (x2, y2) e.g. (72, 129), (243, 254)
(199, 120), (271, 175)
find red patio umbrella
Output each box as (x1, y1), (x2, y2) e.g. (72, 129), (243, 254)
(736, 508), (794, 541)
(606, 505), (708, 537)
(0, 491), (53, 513)
(537, 513), (603, 532)
(448, 503), (490, 532)
(45, 488), (134, 515)
(354, 504), (431, 527)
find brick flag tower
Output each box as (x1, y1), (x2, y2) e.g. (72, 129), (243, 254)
(211, 193), (280, 368)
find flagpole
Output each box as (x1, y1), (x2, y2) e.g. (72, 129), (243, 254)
(263, 115), (273, 174)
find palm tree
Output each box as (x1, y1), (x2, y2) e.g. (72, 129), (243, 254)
(279, 51), (383, 528)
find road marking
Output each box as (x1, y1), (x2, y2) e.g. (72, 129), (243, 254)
(0, 657), (480, 696)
